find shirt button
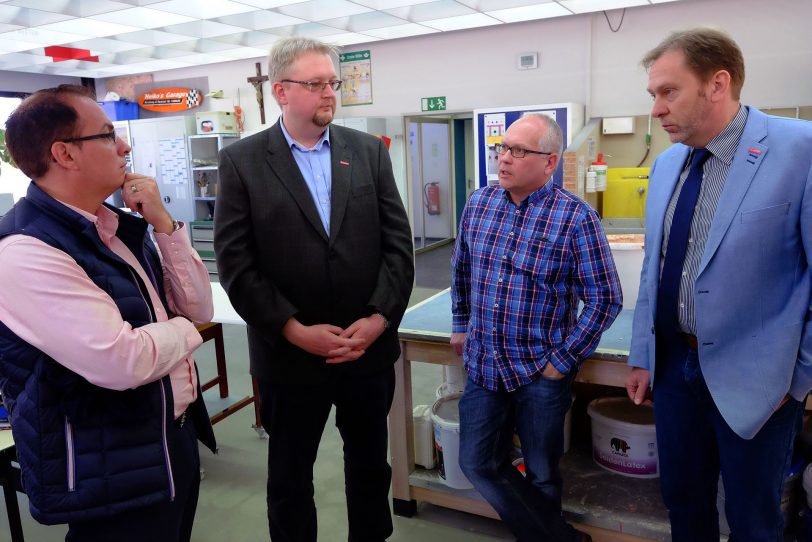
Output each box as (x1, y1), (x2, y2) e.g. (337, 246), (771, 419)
(680, 303), (685, 308)
(498, 278), (503, 283)
(509, 231), (514, 236)
(494, 303), (499, 308)
(493, 350), (498, 356)
(502, 255), (507, 259)
(688, 238), (693, 243)
(515, 210), (519, 214)
(682, 271), (687, 276)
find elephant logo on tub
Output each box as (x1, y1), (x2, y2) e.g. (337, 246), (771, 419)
(610, 437), (630, 454)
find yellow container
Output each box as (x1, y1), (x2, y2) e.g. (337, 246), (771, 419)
(603, 167), (650, 219)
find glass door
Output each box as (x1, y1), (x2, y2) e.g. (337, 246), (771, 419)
(408, 117), (453, 252)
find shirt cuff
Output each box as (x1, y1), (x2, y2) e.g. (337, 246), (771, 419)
(548, 347), (577, 375)
(451, 314), (468, 333)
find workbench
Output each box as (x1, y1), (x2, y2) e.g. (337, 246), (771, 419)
(390, 289), (670, 541)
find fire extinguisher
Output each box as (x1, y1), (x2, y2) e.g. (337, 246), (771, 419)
(424, 182), (441, 215)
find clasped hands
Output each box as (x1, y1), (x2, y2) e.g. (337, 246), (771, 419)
(282, 314), (387, 364)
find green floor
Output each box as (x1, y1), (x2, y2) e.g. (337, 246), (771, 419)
(0, 284), (514, 542)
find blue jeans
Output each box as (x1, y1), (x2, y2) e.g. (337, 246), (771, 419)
(459, 373), (581, 542)
(654, 335), (803, 542)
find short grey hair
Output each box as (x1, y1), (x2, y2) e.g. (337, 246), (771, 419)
(522, 113), (563, 155)
(267, 37), (338, 84)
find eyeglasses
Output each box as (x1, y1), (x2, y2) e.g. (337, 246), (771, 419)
(281, 79), (343, 93)
(494, 143), (552, 159)
(62, 130), (117, 144)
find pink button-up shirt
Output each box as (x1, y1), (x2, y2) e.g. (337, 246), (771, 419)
(0, 203), (213, 419)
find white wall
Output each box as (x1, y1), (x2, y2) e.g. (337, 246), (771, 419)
(0, 71), (80, 94)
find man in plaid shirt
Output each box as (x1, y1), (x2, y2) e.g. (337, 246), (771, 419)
(451, 113), (622, 542)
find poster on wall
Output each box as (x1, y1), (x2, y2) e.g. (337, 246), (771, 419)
(339, 50), (372, 106)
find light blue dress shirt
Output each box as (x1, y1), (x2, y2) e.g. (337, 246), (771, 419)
(279, 118), (332, 235)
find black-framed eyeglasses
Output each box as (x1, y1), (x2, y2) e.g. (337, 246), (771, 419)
(494, 142), (552, 159)
(61, 130), (117, 144)
(281, 79), (343, 93)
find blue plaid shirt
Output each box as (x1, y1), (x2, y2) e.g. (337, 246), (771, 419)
(451, 182), (622, 392)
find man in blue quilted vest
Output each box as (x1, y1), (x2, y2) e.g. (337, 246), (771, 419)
(0, 84), (217, 542)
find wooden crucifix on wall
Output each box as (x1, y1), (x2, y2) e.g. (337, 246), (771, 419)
(247, 62), (270, 124)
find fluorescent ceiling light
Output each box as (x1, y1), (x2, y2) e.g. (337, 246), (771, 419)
(214, 11), (307, 31)
(557, 0), (649, 14)
(487, 3), (571, 23)
(149, 0), (256, 19)
(422, 12), (501, 31)
(354, 0), (436, 8)
(0, 4), (73, 27)
(36, 18), (141, 38)
(68, 37), (150, 53)
(361, 22), (437, 39)
(319, 32), (382, 46)
(115, 29), (192, 46)
(227, 0), (309, 7)
(276, 0), (374, 21)
(162, 20), (248, 39)
(4, 0), (127, 18)
(212, 30), (283, 47)
(89, 7), (197, 29)
(0, 28), (88, 45)
(320, 11), (408, 32)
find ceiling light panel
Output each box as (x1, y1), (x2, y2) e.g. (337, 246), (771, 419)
(318, 31), (381, 46)
(4, 0), (130, 18)
(0, 52), (53, 69)
(89, 7), (196, 28)
(361, 22), (437, 39)
(0, 4), (74, 26)
(149, 0), (256, 19)
(216, 46), (269, 59)
(487, 3), (571, 23)
(36, 18), (141, 38)
(265, 22), (343, 38)
(0, 27), (89, 45)
(422, 12), (501, 31)
(557, 0), (650, 14)
(228, 0), (308, 7)
(353, 0), (436, 8)
(320, 11), (407, 32)
(162, 19), (248, 38)
(68, 36), (149, 53)
(212, 30), (283, 47)
(384, 0), (474, 22)
(457, 0), (553, 9)
(165, 37), (241, 53)
(215, 11), (307, 31)
(0, 37), (41, 53)
(276, 0), (374, 22)
(115, 28), (192, 45)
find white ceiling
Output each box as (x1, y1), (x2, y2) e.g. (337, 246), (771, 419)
(0, 0), (680, 79)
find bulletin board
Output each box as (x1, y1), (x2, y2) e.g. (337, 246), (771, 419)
(473, 103), (583, 189)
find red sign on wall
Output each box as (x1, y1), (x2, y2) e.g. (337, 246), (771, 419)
(138, 88), (202, 112)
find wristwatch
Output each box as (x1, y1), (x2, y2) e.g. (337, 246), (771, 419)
(171, 220), (182, 232)
(374, 311), (391, 330)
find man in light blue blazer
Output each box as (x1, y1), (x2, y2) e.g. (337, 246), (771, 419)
(625, 28), (812, 541)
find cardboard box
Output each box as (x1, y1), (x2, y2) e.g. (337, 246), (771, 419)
(195, 111), (238, 134)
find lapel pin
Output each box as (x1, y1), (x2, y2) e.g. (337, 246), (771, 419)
(747, 148), (762, 155)
(340, 160), (350, 166)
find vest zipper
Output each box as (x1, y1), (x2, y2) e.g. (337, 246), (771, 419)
(160, 380), (176, 501)
(64, 417), (76, 492)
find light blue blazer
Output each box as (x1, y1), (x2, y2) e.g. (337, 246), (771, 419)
(629, 106), (812, 439)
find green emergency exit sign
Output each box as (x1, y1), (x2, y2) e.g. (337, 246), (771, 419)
(421, 96), (446, 111)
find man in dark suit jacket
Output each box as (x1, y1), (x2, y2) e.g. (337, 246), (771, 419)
(214, 37), (414, 542)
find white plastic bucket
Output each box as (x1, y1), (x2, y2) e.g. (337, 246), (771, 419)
(587, 397), (658, 478)
(412, 404), (435, 469)
(431, 393), (473, 489)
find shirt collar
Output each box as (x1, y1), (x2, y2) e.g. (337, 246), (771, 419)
(702, 105), (748, 165)
(500, 178), (554, 207)
(280, 116), (330, 152)
(59, 200), (119, 245)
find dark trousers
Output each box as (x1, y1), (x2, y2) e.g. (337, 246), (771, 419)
(458, 374), (581, 542)
(258, 366), (396, 542)
(654, 335), (803, 542)
(66, 417), (201, 542)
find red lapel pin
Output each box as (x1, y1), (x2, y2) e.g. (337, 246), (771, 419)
(340, 160), (350, 166)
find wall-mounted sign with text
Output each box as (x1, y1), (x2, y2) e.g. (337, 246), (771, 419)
(339, 50), (372, 107)
(138, 88), (203, 113)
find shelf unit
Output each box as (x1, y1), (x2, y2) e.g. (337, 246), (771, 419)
(187, 134), (239, 280)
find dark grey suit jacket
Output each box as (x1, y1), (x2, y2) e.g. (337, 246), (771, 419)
(213, 120), (414, 383)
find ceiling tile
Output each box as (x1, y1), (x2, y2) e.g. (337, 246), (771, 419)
(0, 51), (53, 69)
(353, 0), (435, 8)
(68, 36), (149, 53)
(164, 38), (242, 53)
(318, 31), (381, 46)
(0, 37), (41, 52)
(229, 0), (308, 7)
(0, 27), (89, 45)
